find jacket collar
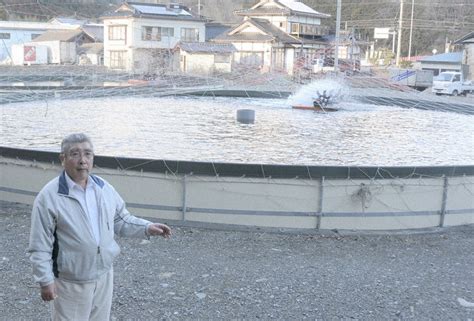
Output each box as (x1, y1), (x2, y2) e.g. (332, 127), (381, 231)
(58, 170), (105, 195)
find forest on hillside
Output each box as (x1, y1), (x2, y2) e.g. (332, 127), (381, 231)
(1, 0), (473, 56)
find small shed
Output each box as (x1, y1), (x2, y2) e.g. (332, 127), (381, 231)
(419, 52), (462, 76)
(78, 43), (104, 65)
(31, 29), (95, 64)
(175, 42), (237, 75)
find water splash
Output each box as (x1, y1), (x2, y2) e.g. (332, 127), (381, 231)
(288, 77), (349, 107)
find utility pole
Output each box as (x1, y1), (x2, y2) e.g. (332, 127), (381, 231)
(334, 0), (341, 72)
(408, 0), (414, 59)
(198, 0), (201, 16)
(395, 0), (404, 66)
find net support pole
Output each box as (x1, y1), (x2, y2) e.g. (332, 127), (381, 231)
(182, 174), (187, 221)
(439, 175), (448, 227)
(316, 176), (325, 229)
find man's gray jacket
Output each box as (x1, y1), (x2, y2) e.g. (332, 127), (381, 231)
(28, 171), (151, 286)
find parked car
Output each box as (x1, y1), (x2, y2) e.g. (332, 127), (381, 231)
(432, 72), (474, 96)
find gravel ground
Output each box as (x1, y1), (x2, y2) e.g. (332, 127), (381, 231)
(1, 201), (473, 320)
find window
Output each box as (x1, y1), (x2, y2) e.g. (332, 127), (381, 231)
(142, 26), (174, 41)
(240, 51), (263, 65)
(214, 53), (231, 63)
(108, 25), (126, 40)
(142, 26), (161, 41)
(109, 51), (126, 69)
(31, 33), (41, 40)
(162, 27), (174, 37)
(181, 28), (199, 42)
(290, 23), (299, 34)
(0, 33), (10, 39)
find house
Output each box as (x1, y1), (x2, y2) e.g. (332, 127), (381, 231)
(175, 42), (236, 75)
(101, 2), (206, 73)
(30, 29), (96, 64)
(211, 0), (331, 75)
(419, 52), (463, 76)
(454, 31), (474, 80)
(0, 20), (79, 63)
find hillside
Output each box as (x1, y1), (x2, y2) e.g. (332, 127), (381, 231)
(1, 0), (473, 56)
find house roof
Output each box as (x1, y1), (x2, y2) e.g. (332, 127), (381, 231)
(235, 0), (330, 19)
(278, 0), (329, 17)
(176, 42), (236, 54)
(32, 29), (91, 42)
(206, 23), (233, 41)
(420, 52), (462, 63)
(101, 2), (203, 21)
(454, 31), (474, 44)
(0, 21), (79, 31)
(82, 24), (104, 42)
(78, 43), (104, 54)
(213, 18), (301, 44)
(48, 17), (88, 26)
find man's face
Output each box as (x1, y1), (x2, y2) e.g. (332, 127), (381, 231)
(60, 142), (94, 184)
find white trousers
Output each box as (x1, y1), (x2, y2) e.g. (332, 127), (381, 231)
(51, 269), (113, 321)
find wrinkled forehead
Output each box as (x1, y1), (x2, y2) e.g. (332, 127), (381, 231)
(67, 142), (94, 153)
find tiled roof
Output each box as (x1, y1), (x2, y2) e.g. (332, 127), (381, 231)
(205, 23), (233, 41)
(49, 17), (88, 26)
(251, 18), (300, 44)
(213, 32), (274, 42)
(32, 29), (85, 42)
(236, 7), (290, 16)
(177, 42), (236, 53)
(420, 52), (462, 63)
(236, 0), (330, 18)
(213, 18), (300, 44)
(82, 25), (104, 42)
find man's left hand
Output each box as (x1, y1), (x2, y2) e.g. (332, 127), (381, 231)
(147, 223), (172, 238)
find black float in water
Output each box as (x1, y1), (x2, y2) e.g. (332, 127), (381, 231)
(236, 109), (255, 124)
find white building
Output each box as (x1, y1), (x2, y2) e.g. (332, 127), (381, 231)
(175, 42), (236, 75)
(420, 52), (462, 76)
(101, 2), (206, 73)
(212, 0), (330, 75)
(30, 29), (96, 64)
(0, 21), (78, 63)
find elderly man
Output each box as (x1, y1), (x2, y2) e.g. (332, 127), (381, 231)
(28, 133), (171, 320)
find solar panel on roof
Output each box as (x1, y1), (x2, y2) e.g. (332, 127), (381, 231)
(131, 4), (192, 16)
(132, 5), (177, 15)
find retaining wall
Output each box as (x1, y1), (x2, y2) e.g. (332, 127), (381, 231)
(1, 147), (473, 231)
